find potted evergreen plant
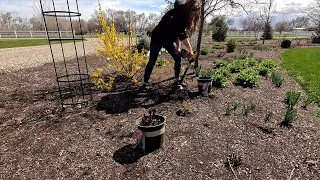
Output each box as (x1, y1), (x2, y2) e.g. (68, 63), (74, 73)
(135, 109), (166, 153)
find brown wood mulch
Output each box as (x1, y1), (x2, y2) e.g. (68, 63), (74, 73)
(0, 40), (319, 179)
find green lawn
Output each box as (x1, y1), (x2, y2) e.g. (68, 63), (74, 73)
(0, 39), (85, 49)
(281, 47), (320, 105)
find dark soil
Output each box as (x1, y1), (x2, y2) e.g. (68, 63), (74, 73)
(0, 39), (319, 179)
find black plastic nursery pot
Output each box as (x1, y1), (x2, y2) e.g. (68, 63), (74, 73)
(197, 77), (212, 96)
(136, 115), (166, 153)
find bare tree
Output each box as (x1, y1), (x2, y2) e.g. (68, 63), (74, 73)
(275, 20), (291, 38)
(302, 0), (320, 29)
(0, 10), (30, 30)
(291, 16), (310, 29)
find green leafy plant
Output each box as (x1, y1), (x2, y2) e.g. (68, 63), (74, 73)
(211, 68), (231, 87)
(200, 49), (209, 55)
(226, 39), (238, 53)
(212, 45), (225, 49)
(236, 68), (259, 87)
(228, 60), (248, 73)
(271, 71), (284, 87)
(242, 102), (256, 116)
(247, 58), (258, 67)
(257, 60), (277, 76)
(281, 108), (297, 127)
(215, 59), (229, 68)
(285, 91), (301, 109)
(226, 104), (232, 116)
(265, 111), (272, 123)
(281, 39), (292, 48)
(210, 50), (215, 54)
(155, 58), (168, 67)
(177, 104), (193, 116)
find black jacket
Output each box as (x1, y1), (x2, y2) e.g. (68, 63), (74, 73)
(151, 5), (188, 44)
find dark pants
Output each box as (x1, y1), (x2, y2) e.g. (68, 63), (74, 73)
(143, 42), (181, 83)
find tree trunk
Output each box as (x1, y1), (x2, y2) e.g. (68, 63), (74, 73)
(195, 0), (205, 68)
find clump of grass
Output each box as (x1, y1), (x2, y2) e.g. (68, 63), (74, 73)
(242, 102), (256, 116)
(233, 101), (239, 111)
(226, 104), (232, 116)
(271, 71), (284, 87)
(265, 111), (272, 123)
(253, 45), (269, 51)
(281, 109), (297, 127)
(285, 91), (301, 109)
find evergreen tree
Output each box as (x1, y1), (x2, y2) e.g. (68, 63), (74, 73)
(211, 16), (228, 42)
(262, 22), (273, 40)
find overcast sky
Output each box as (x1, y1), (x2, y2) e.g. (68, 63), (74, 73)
(0, 0), (314, 22)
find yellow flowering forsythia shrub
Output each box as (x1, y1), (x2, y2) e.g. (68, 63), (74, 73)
(91, 12), (149, 91)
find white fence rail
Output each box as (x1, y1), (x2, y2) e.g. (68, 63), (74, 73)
(226, 30), (315, 39)
(0, 31), (75, 38)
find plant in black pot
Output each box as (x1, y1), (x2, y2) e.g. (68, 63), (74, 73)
(197, 70), (213, 96)
(135, 109), (166, 153)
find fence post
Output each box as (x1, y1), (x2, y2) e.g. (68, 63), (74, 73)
(30, 30), (33, 38)
(14, 30), (17, 38)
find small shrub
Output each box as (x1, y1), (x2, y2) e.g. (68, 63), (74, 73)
(242, 102), (256, 116)
(281, 39), (291, 48)
(281, 108), (297, 127)
(215, 59), (229, 68)
(211, 16), (228, 42)
(257, 60), (277, 76)
(137, 34), (151, 52)
(236, 69), (259, 87)
(200, 49), (209, 55)
(212, 45), (225, 49)
(284, 91), (301, 108)
(271, 71), (284, 87)
(227, 39), (238, 53)
(228, 60), (248, 73)
(211, 68), (231, 87)
(226, 104), (232, 116)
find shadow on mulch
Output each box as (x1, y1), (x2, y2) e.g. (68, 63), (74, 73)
(97, 82), (201, 114)
(113, 144), (145, 165)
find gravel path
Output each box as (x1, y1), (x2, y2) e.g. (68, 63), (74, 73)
(0, 38), (100, 73)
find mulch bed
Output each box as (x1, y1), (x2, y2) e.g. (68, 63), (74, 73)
(0, 40), (319, 179)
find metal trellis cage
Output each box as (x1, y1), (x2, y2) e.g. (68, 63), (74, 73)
(40, 0), (92, 108)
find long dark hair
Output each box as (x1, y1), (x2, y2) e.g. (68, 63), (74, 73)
(185, 0), (201, 31)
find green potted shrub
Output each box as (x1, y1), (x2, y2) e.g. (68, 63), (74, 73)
(135, 109), (166, 153)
